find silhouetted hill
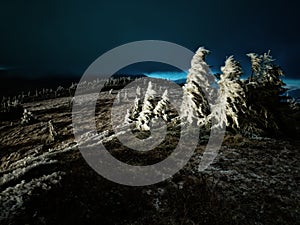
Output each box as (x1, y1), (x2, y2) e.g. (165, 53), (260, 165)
(0, 74), (80, 97)
(0, 74), (147, 98)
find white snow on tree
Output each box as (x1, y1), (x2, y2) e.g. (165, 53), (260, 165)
(208, 56), (246, 130)
(115, 92), (121, 104)
(123, 90), (129, 102)
(136, 81), (156, 131)
(244, 51), (287, 134)
(136, 85), (141, 97)
(180, 47), (212, 126)
(260, 51), (284, 87)
(46, 120), (57, 143)
(247, 53), (262, 81)
(124, 96), (142, 124)
(247, 51), (282, 86)
(124, 109), (132, 125)
(153, 89), (170, 122)
(21, 109), (34, 125)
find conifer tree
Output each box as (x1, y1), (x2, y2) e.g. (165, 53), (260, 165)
(244, 51), (286, 134)
(47, 120), (57, 143)
(137, 81), (156, 131)
(153, 89), (170, 122)
(208, 56), (246, 130)
(124, 96), (141, 124)
(21, 109), (34, 125)
(181, 47), (212, 126)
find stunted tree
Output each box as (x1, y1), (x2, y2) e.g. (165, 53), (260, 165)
(181, 47), (213, 126)
(124, 96), (142, 124)
(137, 81), (156, 131)
(115, 92), (121, 104)
(21, 109), (34, 125)
(153, 89), (170, 122)
(46, 120), (57, 143)
(123, 90), (129, 102)
(136, 85), (141, 97)
(208, 56), (246, 130)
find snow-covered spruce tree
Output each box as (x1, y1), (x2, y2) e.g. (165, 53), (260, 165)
(153, 89), (170, 122)
(124, 109), (132, 125)
(208, 56), (246, 130)
(180, 47), (212, 126)
(46, 120), (57, 143)
(136, 85), (141, 97)
(244, 51), (287, 134)
(115, 92), (121, 104)
(124, 96), (142, 124)
(247, 53), (262, 82)
(136, 81), (156, 131)
(123, 90), (129, 102)
(21, 109), (34, 125)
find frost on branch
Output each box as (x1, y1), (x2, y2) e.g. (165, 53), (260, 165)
(181, 47), (212, 126)
(247, 53), (262, 81)
(208, 56), (246, 130)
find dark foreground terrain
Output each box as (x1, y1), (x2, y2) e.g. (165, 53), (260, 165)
(0, 91), (300, 225)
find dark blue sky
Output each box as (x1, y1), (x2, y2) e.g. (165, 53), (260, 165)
(0, 0), (299, 78)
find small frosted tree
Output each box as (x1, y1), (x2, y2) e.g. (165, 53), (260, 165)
(21, 109), (34, 125)
(123, 90), (129, 102)
(181, 47), (212, 126)
(46, 120), (57, 143)
(124, 96), (142, 124)
(208, 56), (246, 130)
(115, 92), (121, 104)
(136, 86), (141, 97)
(136, 81), (156, 131)
(124, 109), (132, 125)
(153, 89), (170, 122)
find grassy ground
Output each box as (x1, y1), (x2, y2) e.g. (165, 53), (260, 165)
(0, 92), (299, 225)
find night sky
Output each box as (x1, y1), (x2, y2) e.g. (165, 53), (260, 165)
(0, 0), (300, 78)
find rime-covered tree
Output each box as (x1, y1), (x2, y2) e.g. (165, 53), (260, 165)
(46, 120), (57, 143)
(208, 56), (246, 130)
(123, 90), (129, 102)
(136, 85), (141, 97)
(244, 51), (287, 134)
(153, 89), (170, 122)
(136, 81), (156, 131)
(124, 96), (142, 124)
(21, 109), (34, 125)
(181, 47), (213, 126)
(247, 53), (262, 82)
(124, 109), (132, 125)
(115, 92), (121, 104)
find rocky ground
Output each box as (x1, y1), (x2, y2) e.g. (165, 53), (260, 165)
(0, 91), (299, 225)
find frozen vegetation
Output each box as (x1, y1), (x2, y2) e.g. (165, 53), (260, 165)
(0, 47), (299, 225)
